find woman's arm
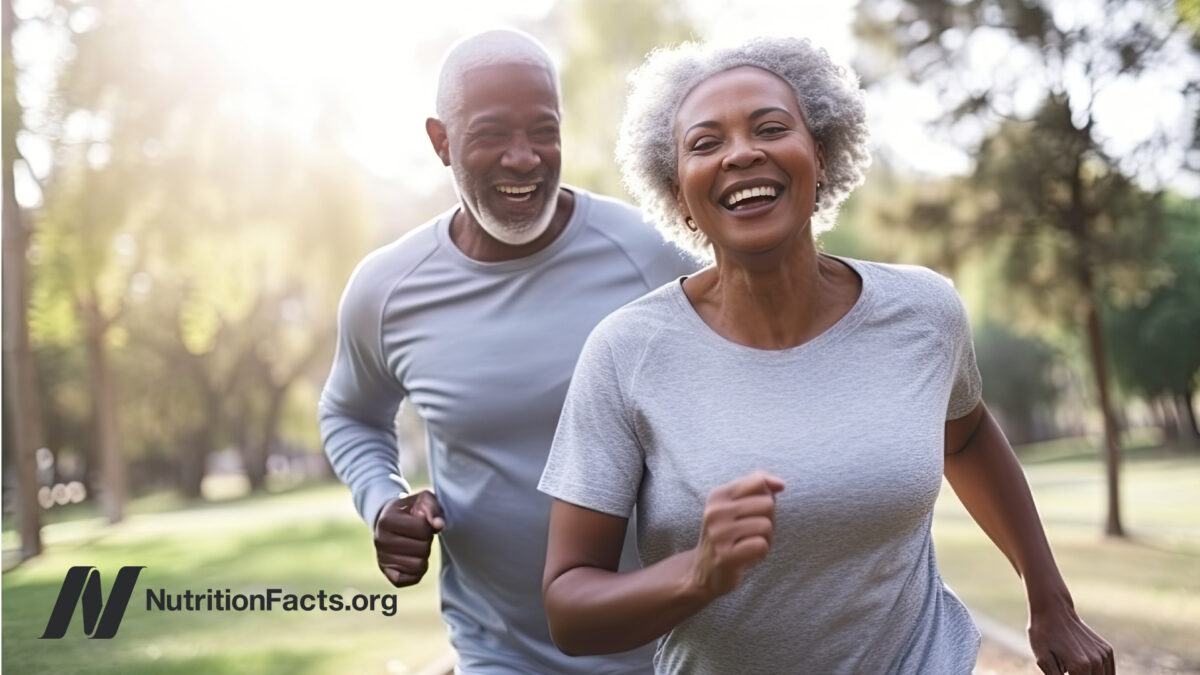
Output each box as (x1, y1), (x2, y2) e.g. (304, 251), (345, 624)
(542, 472), (784, 655)
(944, 401), (1114, 675)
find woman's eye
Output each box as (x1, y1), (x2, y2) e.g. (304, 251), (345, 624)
(691, 139), (719, 151)
(760, 126), (787, 135)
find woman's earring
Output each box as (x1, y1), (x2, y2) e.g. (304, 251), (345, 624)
(685, 217), (698, 232)
(814, 181), (822, 212)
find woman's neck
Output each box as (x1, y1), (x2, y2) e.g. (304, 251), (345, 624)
(682, 237), (861, 350)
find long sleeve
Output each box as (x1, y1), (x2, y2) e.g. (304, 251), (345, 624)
(318, 261), (410, 528)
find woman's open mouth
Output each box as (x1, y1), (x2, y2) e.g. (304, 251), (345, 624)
(720, 181), (782, 213)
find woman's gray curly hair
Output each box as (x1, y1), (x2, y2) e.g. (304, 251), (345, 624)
(616, 37), (871, 259)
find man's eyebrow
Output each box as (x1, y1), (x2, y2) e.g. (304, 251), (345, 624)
(465, 115), (503, 129)
(466, 111), (560, 129)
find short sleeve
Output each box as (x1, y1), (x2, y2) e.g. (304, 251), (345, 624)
(538, 325), (645, 518)
(944, 284), (983, 421)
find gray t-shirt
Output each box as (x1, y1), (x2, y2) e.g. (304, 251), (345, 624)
(539, 256), (983, 674)
(319, 188), (698, 674)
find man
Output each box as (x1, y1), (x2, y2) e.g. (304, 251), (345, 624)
(319, 29), (696, 673)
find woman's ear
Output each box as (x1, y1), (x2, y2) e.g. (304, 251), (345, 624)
(672, 182), (691, 222)
(815, 141), (828, 184)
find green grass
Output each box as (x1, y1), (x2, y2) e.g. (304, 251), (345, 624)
(6, 442), (1197, 672)
(934, 446), (1200, 667)
(2, 482), (447, 675)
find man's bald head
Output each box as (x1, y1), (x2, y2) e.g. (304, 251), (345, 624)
(435, 29), (559, 124)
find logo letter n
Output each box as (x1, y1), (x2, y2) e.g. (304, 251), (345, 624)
(40, 566), (145, 639)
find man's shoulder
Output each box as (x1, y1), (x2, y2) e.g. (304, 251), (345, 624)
(572, 188), (700, 282)
(347, 214), (447, 294)
(338, 211), (450, 320)
(574, 188), (660, 245)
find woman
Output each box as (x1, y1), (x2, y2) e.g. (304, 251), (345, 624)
(538, 37), (1113, 674)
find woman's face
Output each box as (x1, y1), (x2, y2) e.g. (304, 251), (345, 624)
(673, 66), (825, 259)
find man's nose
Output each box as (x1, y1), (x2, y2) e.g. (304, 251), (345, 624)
(501, 133), (541, 173)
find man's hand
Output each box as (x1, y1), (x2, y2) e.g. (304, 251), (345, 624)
(688, 471), (785, 598)
(374, 490), (445, 587)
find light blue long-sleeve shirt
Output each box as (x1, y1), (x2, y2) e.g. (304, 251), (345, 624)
(319, 188), (698, 674)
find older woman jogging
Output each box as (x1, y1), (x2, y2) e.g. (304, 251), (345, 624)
(537, 36), (1113, 675)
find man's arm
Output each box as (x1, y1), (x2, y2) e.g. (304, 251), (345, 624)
(319, 263), (441, 587)
(944, 402), (1114, 675)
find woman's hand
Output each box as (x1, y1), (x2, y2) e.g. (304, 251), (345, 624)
(688, 471), (785, 597)
(1028, 598), (1115, 675)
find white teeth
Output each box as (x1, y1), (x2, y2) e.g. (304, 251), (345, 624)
(496, 184), (537, 195)
(725, 185), (777, 207)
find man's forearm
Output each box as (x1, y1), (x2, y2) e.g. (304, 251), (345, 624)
(319, 402), (405, 527)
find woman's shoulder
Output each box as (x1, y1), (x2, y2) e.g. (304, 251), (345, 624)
(849, 258), (960, 301)
(586, 281), (684, 356)
(840, 257), (969, 329)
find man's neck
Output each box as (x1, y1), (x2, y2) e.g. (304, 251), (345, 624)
(450, 188), (576, 263)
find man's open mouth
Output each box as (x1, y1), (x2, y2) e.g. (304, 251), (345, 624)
(496, 183), (539, 202)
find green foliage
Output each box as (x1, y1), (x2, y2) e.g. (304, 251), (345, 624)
(1104, 196), (1200, 398)
(967, 98), (1173, 322)
(974, 321), (1061, 443)
(22, 0), (375, 488)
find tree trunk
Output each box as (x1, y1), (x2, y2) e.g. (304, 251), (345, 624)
(246, 386), (288, 492)
(2, 0), (44, 560)
(82, 308), (126, 523)
(1179, 389), (1199, 448)
(1158, 396), (1181, 445)
(180, 383), (220, 499)
(1081, 279), (1124, 537)
(179, 428), (207, 500)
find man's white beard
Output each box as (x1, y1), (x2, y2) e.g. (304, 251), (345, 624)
(452, 165), (559, 246)
(475, 205), (555, 245)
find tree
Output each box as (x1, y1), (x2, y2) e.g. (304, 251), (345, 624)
(975, 320), (1062, 445)
(2, 0), (45, 560)
(27, 0), (372, 504)
(856, 0), (1200, 536)
(1105, 196), (1200, 446)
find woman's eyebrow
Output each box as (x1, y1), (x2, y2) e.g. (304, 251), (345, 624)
(749, 106), (794, 120)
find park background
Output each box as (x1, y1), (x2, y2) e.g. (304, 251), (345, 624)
(2, 0), (1197, 673)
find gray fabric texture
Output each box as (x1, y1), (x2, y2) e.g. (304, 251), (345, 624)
(539, 255), (983, 674)
(319, 188), (698, 674)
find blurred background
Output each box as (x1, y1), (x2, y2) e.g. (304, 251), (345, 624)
(2, 0), (1197, 673)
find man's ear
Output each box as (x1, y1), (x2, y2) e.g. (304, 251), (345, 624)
(426, 118), (451, 167)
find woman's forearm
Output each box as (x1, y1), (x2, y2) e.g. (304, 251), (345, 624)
(943, 407), (1071, 609)
(544, 474), (782, 655)
(544, 549), (714, 655)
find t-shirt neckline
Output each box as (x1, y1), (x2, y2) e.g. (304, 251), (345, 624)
(667, 254), (875, 360)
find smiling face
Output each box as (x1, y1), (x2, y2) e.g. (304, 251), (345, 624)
(435, 62), (562, 246)
(674, 66), (825, 258)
